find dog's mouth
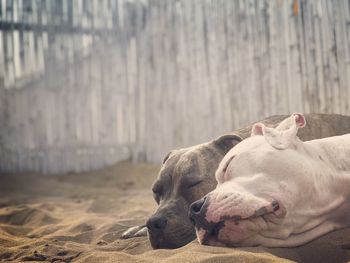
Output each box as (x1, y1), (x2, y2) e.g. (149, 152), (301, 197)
(195, 223), (226, 247)
(207, 220), (225, 237)
(195, 216), (239, 245)
(196, 217), (253, 247)
(195, 202), (283, 246)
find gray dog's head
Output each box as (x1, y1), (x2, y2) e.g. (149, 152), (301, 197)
(146, 134), (242, 249)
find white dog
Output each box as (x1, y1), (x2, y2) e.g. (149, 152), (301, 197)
(189, 113), (350, 247)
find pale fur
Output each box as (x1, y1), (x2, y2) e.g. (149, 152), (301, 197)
(201, 114), (350, 247)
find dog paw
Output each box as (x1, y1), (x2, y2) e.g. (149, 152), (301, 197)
(120, 225), (147, 239)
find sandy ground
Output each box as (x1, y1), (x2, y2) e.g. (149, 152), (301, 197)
(0, 161), (350, 263)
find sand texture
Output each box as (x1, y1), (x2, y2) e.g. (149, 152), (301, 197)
(0, 161), (349, 263)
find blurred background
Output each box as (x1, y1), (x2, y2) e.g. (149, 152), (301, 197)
(1, 0), (350, 174)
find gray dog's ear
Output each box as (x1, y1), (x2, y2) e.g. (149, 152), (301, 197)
(162, 151), (173, 164)
(213, 134), (242, 154)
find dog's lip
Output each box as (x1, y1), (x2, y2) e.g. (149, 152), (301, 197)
(210, 221), (225, 236)
(194, 199), (281, 233)
(196, 223), (225, 246)
(201, 233), (219, 246)
(212, 199), (282, 222)
(195, 220), (224, 243)
(195, 212), (273, 244)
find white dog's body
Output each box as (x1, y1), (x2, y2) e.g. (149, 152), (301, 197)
(190, 114), (350, 247)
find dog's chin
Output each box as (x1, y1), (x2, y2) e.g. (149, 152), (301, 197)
(148, 230), (196, 249)
(196, 227), (227, 247)
(149, 238), (180, 249)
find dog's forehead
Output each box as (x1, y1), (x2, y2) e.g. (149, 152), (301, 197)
(156, 146), (197, 182)
(216, 136), (274, 184)
(157, 143), (215, 183)
(176, 151), (200, 174)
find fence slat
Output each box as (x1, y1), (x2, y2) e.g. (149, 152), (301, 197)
(1, 0), (350, 174)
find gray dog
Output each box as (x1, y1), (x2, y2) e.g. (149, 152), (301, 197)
(122, 114), (350, 249)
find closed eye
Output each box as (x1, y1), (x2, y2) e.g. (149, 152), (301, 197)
(187, 180), (203, 189)
(223, 155), (235, 173)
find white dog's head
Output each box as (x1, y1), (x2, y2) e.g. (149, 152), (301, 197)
(190, 113), (346, 247)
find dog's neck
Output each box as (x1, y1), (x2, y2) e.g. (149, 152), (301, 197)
(280, 134), (350, 229)
(306, 134), (350, 173)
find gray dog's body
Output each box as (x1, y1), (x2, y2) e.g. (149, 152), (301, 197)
(122, 114), (350, 249)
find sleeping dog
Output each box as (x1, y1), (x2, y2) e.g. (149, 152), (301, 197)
(190, 113), (350, 247)
(122, 114), (350, 249)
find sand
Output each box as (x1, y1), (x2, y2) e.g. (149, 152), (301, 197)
(0, 161), (349, 263)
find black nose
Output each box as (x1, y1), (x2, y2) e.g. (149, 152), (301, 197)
(146, 216), (168, 233)
(189, 197), (207, 219)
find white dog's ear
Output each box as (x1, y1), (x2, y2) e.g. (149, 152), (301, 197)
(275, 113), (306, 131)
(251, 123), (265, 136)
(264, 113), (306, 150)
(293, 113), (306, 128)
